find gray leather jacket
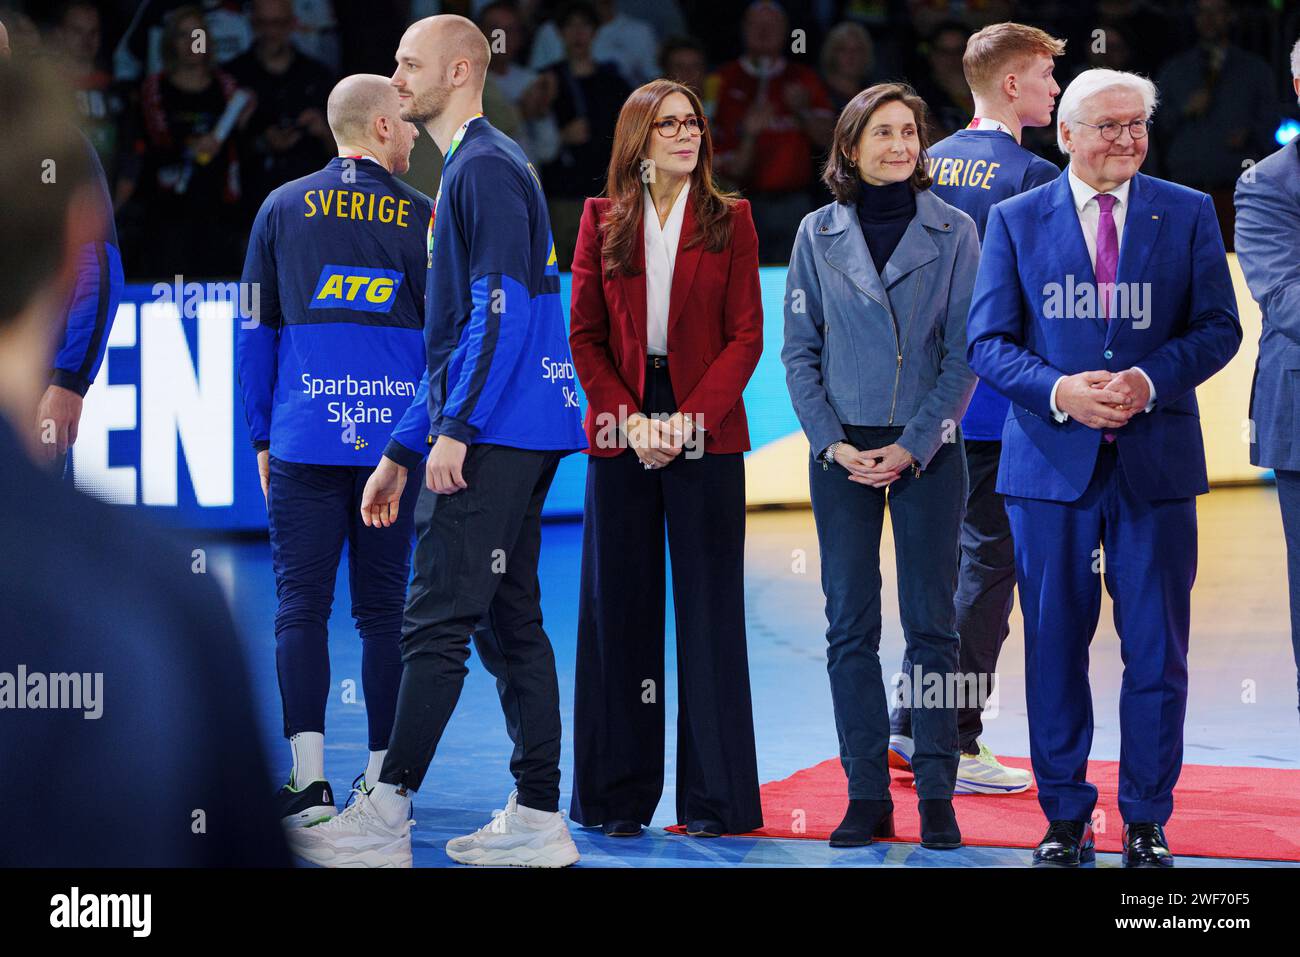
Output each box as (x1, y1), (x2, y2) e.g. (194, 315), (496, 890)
(781, 189), (980, 467)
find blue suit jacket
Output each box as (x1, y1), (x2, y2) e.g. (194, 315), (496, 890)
(967, 171), (1241, 503)
(1234, 140), (1300, 471)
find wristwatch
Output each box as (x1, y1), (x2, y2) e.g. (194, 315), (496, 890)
(822, 441), (842, 470)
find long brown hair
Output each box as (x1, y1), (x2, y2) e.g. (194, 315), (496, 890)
(600, 79), (736, 276)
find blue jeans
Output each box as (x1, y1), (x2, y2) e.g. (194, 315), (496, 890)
(892, 438), (1017, 751)
(266, 456), (419, 750)
(809, 425), (966, 800)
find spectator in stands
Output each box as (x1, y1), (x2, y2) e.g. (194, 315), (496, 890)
(112, 0), (254, 81)
(821, 19), (878, 112)
(1155, 0), (1278, 247)
(538, 1), (631, 269)
(911, 21), (975, 142)
(50, 1), (127, 186)
(115, 4), (250, 278)
(480, 0), (560, 164)
(712, 0), (834, 263)
(530, 0), (658, 87)
(227, 0), (335, 221)
(660, 35), (712, 115)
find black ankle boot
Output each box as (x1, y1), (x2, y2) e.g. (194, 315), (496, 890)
(829, 799), (895, 847)
(918, 799), (962, 849)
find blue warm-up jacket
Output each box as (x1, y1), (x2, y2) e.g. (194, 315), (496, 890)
(52, 133), (124, 397)
(924, 127), (1061, 440)
(382, 117), (586, 468)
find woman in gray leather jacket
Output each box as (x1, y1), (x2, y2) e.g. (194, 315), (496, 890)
(781, 82), (979, 851)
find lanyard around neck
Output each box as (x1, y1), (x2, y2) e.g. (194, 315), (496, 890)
(428, 113), (484, 267)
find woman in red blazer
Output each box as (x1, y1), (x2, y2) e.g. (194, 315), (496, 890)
(567, 79), (764, 839)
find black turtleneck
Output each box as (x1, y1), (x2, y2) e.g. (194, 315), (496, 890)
(855, 179), (916, 275)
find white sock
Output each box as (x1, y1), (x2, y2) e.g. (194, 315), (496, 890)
(368, 782), (411, 829)
(290, 732), (325, 788)
(364, 750), (386, 789)
(516, 802), (558, 826)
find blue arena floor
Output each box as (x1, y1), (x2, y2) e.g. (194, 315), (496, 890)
(202, 484), (1300, 868)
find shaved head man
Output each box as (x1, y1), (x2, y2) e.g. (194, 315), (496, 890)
(237, 73), (436, 831)
(390, 14), (490, 149)
(326, 73), (420, 175)
(290, 9), (587, 869)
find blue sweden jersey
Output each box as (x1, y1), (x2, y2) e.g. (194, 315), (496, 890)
(925, 128), (1061, 440)
(238, 156), (433, 465)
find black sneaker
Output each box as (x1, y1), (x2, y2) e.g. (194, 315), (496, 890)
(276, 779), (337, 829)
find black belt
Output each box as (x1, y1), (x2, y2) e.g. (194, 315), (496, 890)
(646, 355), (669, 369)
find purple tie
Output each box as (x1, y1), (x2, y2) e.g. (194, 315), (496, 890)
(1094, 193), (1118, 321)
(1095, 193), (1120, 443)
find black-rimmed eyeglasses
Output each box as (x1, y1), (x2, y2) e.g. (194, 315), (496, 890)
(653, 115), (707, 138)
(1075, 118), (1152, 141)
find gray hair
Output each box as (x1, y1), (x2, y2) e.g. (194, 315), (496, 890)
(1056, 68), (1159, 155)
(1291, 37), (1300, 80)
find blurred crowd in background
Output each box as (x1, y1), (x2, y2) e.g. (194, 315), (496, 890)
(3, 0), (1297, 275)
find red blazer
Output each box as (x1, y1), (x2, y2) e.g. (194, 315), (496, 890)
(568, 193), (763, 457)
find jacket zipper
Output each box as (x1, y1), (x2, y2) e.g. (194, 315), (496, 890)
(825, 257), (916, 431)
(887, 280), (918, 425)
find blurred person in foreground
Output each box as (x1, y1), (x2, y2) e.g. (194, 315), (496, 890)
(0, 57), (287, 867)
(0, 15), (124, 481)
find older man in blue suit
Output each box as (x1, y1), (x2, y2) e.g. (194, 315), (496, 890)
(967, 69), (1241, 868)
(1234, 38), (1300, 728)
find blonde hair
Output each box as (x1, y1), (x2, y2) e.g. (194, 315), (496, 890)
(963, 22), (1065, 96)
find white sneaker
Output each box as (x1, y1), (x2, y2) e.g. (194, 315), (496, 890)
(888, 734), (914, 771)
(954, 740), (1033, 794)
(286, 787), (413, 868)
(445, 790), (580, 868)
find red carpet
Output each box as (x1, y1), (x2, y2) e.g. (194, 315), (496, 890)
(672, 758), (1300, 861)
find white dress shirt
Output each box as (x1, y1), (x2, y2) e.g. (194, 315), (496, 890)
(1048, 167), (1155, 422)
(643, 180), (690, 357)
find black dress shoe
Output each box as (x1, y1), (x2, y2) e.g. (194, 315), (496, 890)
(1032, 820), (1095, 867)
(685, 818), (725, 838)
(1123, 823), (1174, 868)
(918, 799), (962, 849)
(602, 820), (643, 837)
(829, 799), (895, 847)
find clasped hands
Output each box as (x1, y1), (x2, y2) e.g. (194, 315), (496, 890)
(1055, 368), (1151, 430)
(831, 442), (916, 488)
(624, 412), (697, 470)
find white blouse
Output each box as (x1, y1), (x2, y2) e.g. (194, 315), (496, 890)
(642, 180), (690, 356)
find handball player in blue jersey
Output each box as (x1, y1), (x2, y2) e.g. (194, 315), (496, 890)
(0, 18), (125, 478)
(888, 23), (1064, 795)
(238, 74), (433, 831)
(289, 15), (586, 869)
